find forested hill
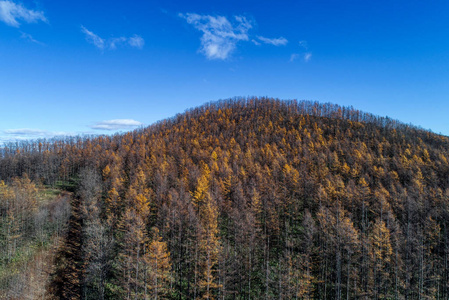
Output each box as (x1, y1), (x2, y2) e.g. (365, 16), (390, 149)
(1, 97), (449, 299)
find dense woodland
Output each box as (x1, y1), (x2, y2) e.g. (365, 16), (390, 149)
(0, 177), (70, 299)
(1, 97), (449, 299)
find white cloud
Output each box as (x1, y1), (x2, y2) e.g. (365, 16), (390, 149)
(257, 36), (288, 46)
(81, 26), (105, 49)
(304, 52), (312, 62)
(0, 0), (46, 27)
(179, 13), (252, 60)
(90, 119), (143, 131)
(81, 26), (144, 50)
(128, 35), (144, 49)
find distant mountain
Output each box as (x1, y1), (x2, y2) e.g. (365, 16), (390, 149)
(1, 97), (449, 299)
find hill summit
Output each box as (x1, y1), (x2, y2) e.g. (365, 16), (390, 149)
(1, 97), (449, 299)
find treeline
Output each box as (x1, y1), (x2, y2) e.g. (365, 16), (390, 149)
(1, 97), (449, 299)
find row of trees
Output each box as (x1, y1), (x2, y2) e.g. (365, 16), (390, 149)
(1, 97), (449, 299)
(58, 168), (173, 300)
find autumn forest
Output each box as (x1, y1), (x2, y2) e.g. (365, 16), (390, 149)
(1, 97), (449, 299)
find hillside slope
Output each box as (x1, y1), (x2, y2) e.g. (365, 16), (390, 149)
(1, 97), (449, 299)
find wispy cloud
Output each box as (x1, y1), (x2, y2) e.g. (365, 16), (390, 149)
(179, 13), (252, 60)
(4, 128), (47, 136)
(109, 37), (127, 50)
(20, 31), (44, 44)
(256, 36), (288, 46)
(81, 26), (105, 49)
(81, 26), (144, 50)
(129, 35), (145, 49)
(290, 53), (299, 62)
(0, 0), (46, 27)
(1, 128), (73, 144)
(290, 52), (312, 63)
(299, 40), (308, 49)
(108, 35), (144, 49)
(304, 52), (312, 62)
(290, 40), (312, 63)
(89, 119), (143, 131)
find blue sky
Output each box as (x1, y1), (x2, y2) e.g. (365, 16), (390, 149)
(1, 0), (448, 143)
